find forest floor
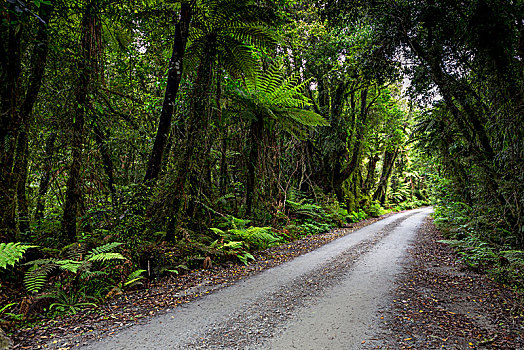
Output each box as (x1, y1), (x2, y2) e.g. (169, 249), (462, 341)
(9, 209), (523, 349)
(364, 219), (523, 349)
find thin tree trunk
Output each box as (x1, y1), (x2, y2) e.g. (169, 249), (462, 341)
(35, 132), (57, 220)
(62, 2), (100, 242)
(246, 116), (263, 216)
(14, 130), (30, 233)
(93, 123), (115, 200)
(144, 4), (191, 182)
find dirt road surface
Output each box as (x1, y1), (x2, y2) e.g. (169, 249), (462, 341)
(79, 208), (432, 349)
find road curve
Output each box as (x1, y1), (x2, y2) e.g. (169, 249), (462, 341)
(81, 207), (433, 350)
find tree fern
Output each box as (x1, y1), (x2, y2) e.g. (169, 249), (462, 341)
(0, 242), (37, 269)
(232, 63), (329, 139)
(184, 0), (276, 78)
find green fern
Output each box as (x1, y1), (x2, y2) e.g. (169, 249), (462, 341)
(286, 199), (323, 219)
(185, 0), (276, 78)
(87, 252), (125, 262)
(0, 242), (37, 269)
(123, 269), (146, 288)
(87, 242), (123, 257)
(232, 63), (328, 139)
(229, 226), (280, 250)
(24, 263), (55, 293)
(23, 242), (126, 293)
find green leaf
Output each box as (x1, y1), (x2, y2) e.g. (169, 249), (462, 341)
(0, 243), (37, 269)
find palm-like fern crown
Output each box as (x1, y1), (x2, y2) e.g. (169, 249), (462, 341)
(235, 64), (329, 138)
(185, 0), (276, 78)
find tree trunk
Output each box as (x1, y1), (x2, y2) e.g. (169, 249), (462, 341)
(0, 3), (51, 241)
(373, 149), (398, 204)
(362, 153), (379, 196)
(62, 2), (100, 242)
(144, 4), (191, 182)
(35, 132), (57, 220)
(14, 130), (30, 233)
(246, 116), (263, 216)
(333, 87), (369, 202)
(163, 35), (217, 238)
(93, 123), (116, 200)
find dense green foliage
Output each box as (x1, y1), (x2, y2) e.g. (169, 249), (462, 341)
(3, 0), (521, 326)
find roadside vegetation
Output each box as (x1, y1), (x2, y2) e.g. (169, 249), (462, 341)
(1, 0), (521, 339)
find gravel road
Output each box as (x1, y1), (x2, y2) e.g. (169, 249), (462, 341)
(82, 208), (432, 350)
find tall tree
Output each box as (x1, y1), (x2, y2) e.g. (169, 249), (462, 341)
(144, 2), (192, 182)
(158, 0), (276, 233)
(0, 1), (52, 241)
(61, 0), (102, 242)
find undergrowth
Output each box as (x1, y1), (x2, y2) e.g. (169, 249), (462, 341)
(434, 202), (524, 294)
(0, 192), (425, 331)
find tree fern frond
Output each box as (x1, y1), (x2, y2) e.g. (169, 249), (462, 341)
(0, 242), (37, 269)
(226, 25), (276, 50)
(218, 39), (258, 78)
(279, 109), (329, 127)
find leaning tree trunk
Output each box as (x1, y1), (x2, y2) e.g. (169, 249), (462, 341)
(373, 148), (398, 205)
(61, 2), (100, 242)
(144, 4), (191, 182)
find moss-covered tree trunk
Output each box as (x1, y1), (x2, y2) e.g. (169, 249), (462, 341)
(0, 2), (51, 241)
(373, 148), (398, 205)
(62, 1), (101, 242)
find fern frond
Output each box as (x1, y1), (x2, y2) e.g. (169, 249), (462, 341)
(56, 259), (86, 273)
(87, 252), (125, 262)
(229, 226), (280, 250)
(210, 227), (226, 236)
(80, 270), (108, 280)
(0, 242), (37, 269)
(87, 242), (123, 256)
(24, 263), (55, 293)
(124, 269), (146, 288)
